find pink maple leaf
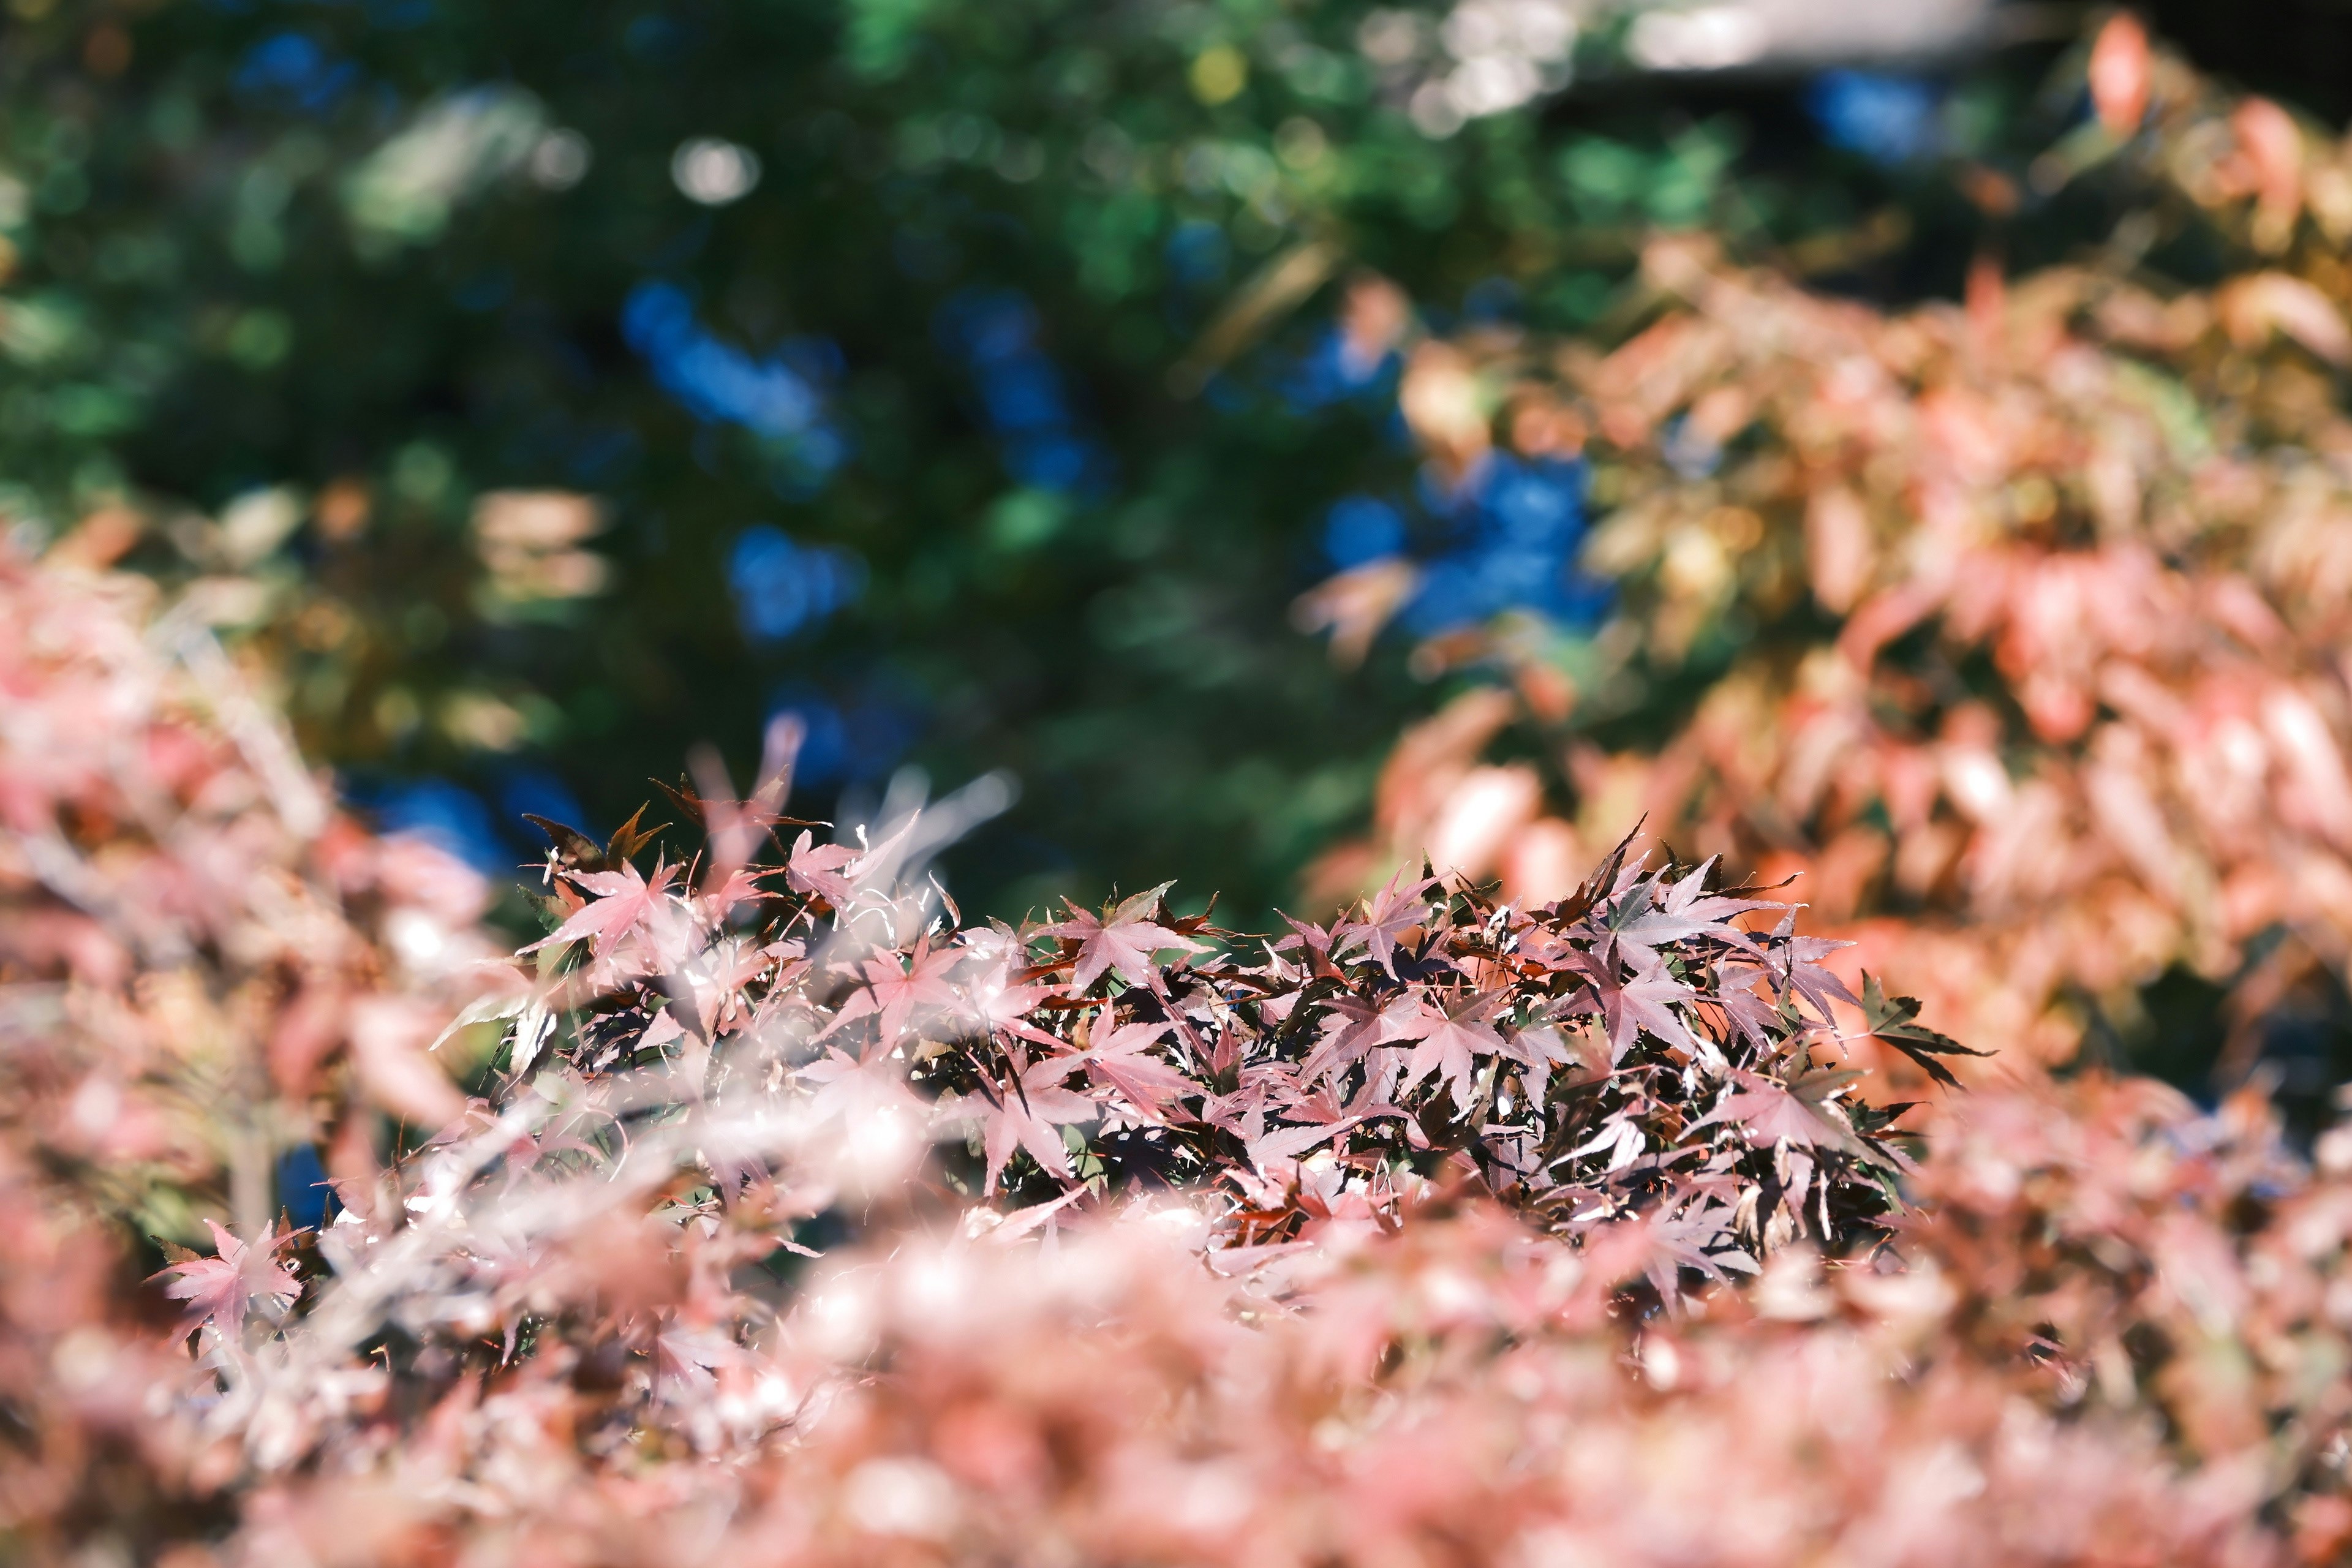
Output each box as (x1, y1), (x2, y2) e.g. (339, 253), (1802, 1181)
(1387, 992), (1507, 1112)
(1271, 1075), (1406, 1158)
(783, 830), (861, 905)
(1605, 859), (1770, 961)
(1039, 885), (1206, 993)
(694, 864), (775, 924)
(801, 1039), (926, 1128)
(1709, 960), (1789, 1055)
(650, 1319), (739, 1406)
(1634, 1201), (1757, 1306)
(1693, 1070), (1863, 1154)
(1298, 991), (1420, 1086)
(150, 1219), (301, 1340)
(1333, 869), (1438, 976)
(825, 932), (970, 1043)
(525, 861), (681, 958)
(1077, 1019), (1197, 1123)
(1743, 909), (1858, 1022)
(938, 1054), (1099, 1194)
(1491, 1021), (1576, 1102)
(1591, 951), (1705, 1065)
(954, 959), (1066, 1054)
(1200, 1061), (1300, 1147)
(1779, 935), (1861, 1019)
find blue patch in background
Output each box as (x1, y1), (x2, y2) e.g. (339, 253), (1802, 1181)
(1806, 71), (1941, 166)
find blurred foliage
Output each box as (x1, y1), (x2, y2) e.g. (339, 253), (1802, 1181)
(1307, 16), (2352, 1122)
(0, 0), (2080, 930)
(2, 0), (2348, 940)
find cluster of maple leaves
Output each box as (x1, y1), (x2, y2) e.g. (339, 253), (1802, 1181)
(1312, 17), (2352, 1096)
(8, 543), (2352, 1565)
(496, 770), (1984, 1293)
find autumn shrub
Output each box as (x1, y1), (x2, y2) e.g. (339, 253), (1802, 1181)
(0, 548), (516, 1555)
(1305, 19), (2352, 1096)
(7, 543), (2352, 1566)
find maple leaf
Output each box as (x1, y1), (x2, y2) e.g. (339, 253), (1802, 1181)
(693, 864), (775, 923)
(801, 1039), (927, 1129)
(1077, 1019), (1197, 1123)
(1635, 1201), (1757, 1306)
(979, 1187), (1090, 1246)
(150, 1219), (301, 1340)
(1273, 913), (1348, 982)
(1693, 1070), (1863, 1154)
(523, 859), (681, 957)
(954, 959), (1066, 1053)
(1284, 1074), (1405, 1131)
(938, 1054), (1100, 1194)
(650, 1320), (739, 1405)
(1200, 1060), (1302, 1147)
(601, 802), (666, 864)
(1387, 992), (1507, 1112)
(1298, 991), (1418, 1086)
(1593, 952), (1704, 1065)
(487, 1123), (599, 1186)
(1491, 1022), (1575, 1102)
(824, 932), (970, 1043)
(1710, 961), (1791, 1057)
(652, 770), (810, 841)
(1567, 1112), (1649, 1174)
(783, 830), (860, 905)
(1333, 869), (1438, 976)
(1248, 1069), (1407, 1172)
(1756, 908), (1860, 1020)
(1548, 825), (1645, 925)
(1856, 973), (1989, 1088)
(1244, 1117), (1359, 1168)
(1605, 859), (1770, 962)
(663, 935), (769, 1042)
(1039, 882), (1206, 993)
(522, 813), (611, 873)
